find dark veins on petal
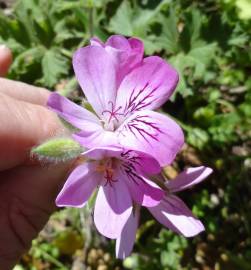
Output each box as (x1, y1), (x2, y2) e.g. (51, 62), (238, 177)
(121, 115), (163, 143)
(123, 82), (160, 116)
(120, 150), (144, 186)
(120, 150), (141, 165)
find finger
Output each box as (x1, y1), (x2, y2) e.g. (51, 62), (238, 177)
(0, 45), (12, 77)
(0, 162), (72, 270)
(0, 93), (66, 171)
(0, 78), (50, 106)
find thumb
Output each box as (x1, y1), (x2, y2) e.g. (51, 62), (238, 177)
(0, 45), (12, 77)
(0, 93), (66, 171)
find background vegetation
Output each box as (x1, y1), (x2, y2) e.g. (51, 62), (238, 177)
(0, 0), (251, 269)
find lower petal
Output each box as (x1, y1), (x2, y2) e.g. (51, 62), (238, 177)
(56, 163), (100, 208)
(94, 180), (132, 239)
(116, 207), (140, 259)
(148, 195), (204, 237)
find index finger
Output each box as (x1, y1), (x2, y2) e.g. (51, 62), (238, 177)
(0, 78), (51, 106)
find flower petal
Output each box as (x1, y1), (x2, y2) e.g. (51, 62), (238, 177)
(106, 36), (144, 84)
(72, 129), (117, 150)
(94, 179), (132, 239)
(128, 37), (144, 55)
(116, 110), (184, 166)
(73, 46), (117, 117)
(121, 169), (164, 207)
(82, 145), (122, 160)
(167, 166), (213, 193)
(116, 207), (139, 259)
(106, 35), (132, 51)
(90, 35), (144, 87)
(90, 37), (104, 47)
(119, 149), (161, 175)
(80, 146), (161, 175)
(56, 163), (100, 208)
(84, 147), (162, 207)
(148, 195), (204, 237)
(116, 56), (178, 115)
(47, 92), (101, 130)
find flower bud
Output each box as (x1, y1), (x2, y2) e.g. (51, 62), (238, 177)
(32, 137), (83, 162)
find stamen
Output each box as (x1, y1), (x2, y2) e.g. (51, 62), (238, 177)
(104, 168), (118, 186)
(95, 160), (118, 187)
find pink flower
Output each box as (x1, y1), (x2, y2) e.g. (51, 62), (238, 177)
(47, 35), (184, 166)
(116, 166), (213, 259)
(46, 35), (204, 258)
(56, 146), (164, 239)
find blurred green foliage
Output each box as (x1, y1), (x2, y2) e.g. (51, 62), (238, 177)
(1, 0), (250, 269)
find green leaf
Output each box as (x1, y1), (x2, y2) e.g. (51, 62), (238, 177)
(9, 46), (44, 80)
(169, 42), (216, 97)
(108, 1), (134, 36)
(108, 0), (169, 54)
(187, 43), (217, 78)
(187, 128), (209, 150)
(235, 0), (251, 20)
(169, 53), (193, 97)
(180, 8), (204, 51)
(32, 137), (83, 162)
(41, 49), (69, 87)
(158, 9), (180, 54)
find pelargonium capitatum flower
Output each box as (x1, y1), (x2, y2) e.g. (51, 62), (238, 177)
(116, 166), (213, 259)
(56, 145), (164, 239)
(47, 35), (184, 166)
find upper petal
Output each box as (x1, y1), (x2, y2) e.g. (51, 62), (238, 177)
(106, 36), (144, 69)
(80, 145), (161, 175)
(56, 163), (100, 208)
(106, 35), (132, 51)
(115, 56), (179, 116)
(116, 207), (139, 259)
(119, 148), (161, 175)
(167, 166), (213, 193)
(47, 92), (101, 130)
(82, 145), (122, 160)
(90, 37), (104, 47)
(73, 46), (117, 117)
(148, 195), (204, 237)
(116, 110), (184, 166)
(94, 179), (132, 239)
(106, 35), (144, 86)
(90, 35), (144, 87)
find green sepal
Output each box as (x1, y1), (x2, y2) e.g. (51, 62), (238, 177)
(32, 137), (83, 162)
(59, 117), (80, 133)
(82, 100), (97, 116)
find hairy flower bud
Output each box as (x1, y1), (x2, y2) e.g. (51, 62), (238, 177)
(32, 137), (83, 162)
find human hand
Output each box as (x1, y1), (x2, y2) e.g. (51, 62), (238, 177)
(0, 46), (71, 269)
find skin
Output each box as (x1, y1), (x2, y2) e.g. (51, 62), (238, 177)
(0, 46), (71, 269)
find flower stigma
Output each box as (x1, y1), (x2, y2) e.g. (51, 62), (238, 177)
(102, 101), (124, 131)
